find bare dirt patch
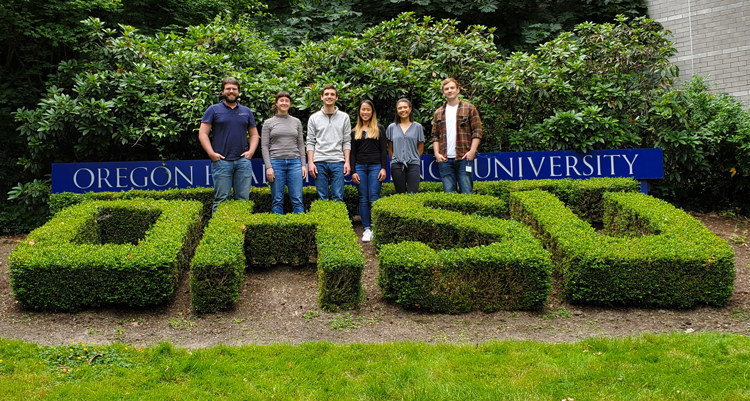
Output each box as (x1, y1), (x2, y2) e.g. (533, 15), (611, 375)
(1, 213), (748, 349)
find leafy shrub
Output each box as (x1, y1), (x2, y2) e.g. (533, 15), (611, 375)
(648, 77), (750, 212)
(2, 179), (51, 234)
(374, 193), (551, 312)
(509, 190), (734, 307)
(9, 199), (203, 311)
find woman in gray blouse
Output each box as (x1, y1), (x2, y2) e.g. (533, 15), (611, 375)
(386, 98), (424, 194)
(262, 91), (307, 214)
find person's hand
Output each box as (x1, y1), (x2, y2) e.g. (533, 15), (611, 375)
(210, 152), (225, 162)
(266, 168), (274, 183)
(301, 166), (307, 180)
(241, 150), (253, 159)
(461, 150), (476, 161)
(343, 162), (351, 176)
(309, 162), (317, 179)
(377, 168), (386, 182)
(351, 173), (360, 184)
(434, 153), (447, 162)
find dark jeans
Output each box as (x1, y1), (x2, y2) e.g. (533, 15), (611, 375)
(391, 162), (420, 194)
(438, 158), (473, 194)
(355, 163), (382, 230)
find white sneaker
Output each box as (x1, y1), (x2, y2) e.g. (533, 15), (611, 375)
(362, 229), (373, 242)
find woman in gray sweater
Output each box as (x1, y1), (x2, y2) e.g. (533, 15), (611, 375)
(262, 91), (307, 214)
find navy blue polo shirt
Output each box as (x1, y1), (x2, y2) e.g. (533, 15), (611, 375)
(202, 101), (257, 161)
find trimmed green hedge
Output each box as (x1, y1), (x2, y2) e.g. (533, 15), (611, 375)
(49, 188), (214, 224)
(474, 177), (640, 222)
(9, 199), (203, 311)
(509, 190), (735, 307)
(50, 181), (448, 219)
(190, 201), (253, 313)
(191, 200), (364, 313)
(373, 193), (552, 313)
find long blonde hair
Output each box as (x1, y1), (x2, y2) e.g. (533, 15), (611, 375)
(354, 100), (380, 140)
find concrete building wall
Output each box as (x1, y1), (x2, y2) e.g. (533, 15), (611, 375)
(647, 0), (750, 107)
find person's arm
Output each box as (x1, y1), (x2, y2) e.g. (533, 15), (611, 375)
(350, 130), (360, 184)
(342, 115), (352, 176)
(462, 137), (480, 161)
(297, 119), (307, 180)
(306, 117), (318, 178)
(461, 105), (482, 161)
(378, 124), (387, 181)
(433, 141), (445, 162)
(242, 126), (259, 159)
(418, 141), (424, 155)
(307, 150), (317, 178)
(386, 124), (394, 159)
(261, 120), (274, 182)
(349, 130), (358, 172)
(431, 109), (446, 162)
(199, 122), (223, 161)
(343, 149), (351, 176)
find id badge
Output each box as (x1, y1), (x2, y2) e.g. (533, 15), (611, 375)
(465, 164), (472, 173)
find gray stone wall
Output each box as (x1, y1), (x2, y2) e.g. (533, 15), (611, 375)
(647, 0), (750, 107)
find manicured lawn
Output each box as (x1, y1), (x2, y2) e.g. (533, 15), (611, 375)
(0, 332), (748, 400)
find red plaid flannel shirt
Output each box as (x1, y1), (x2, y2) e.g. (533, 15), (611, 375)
(430, 100), (482, 158)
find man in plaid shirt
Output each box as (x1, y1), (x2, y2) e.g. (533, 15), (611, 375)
(431, 78), (482, 194)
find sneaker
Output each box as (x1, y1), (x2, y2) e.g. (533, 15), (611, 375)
(362, 229), (373, 242)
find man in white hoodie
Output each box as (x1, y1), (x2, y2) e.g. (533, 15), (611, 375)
(306, 84), (352, 201)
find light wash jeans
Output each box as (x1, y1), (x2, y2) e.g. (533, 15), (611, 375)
(314, 161), (345, 201)
(270, 158), (304, 214)
(212, 157), (253, 213)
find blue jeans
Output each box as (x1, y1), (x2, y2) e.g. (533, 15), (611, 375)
(314, 161), (344, 201)
(270, 158), (304, 215)
(212, 157), (253, 213)
(438, 158), (473, 194)
(355, 164), (382, 230)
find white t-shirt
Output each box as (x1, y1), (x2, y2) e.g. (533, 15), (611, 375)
(445, 104), (458, 158)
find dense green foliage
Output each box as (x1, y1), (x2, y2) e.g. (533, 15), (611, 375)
(374, 193), (552, 312)
(2, 333), (749, 400)
(647, 77), (750, 210)
(0, 0), (265, 226)
(9, 199), (203, 311)
(5, 7), (750, 233)
(262, 0), (646, 51)
(510, 190), (735, 307)
(191, 199), (364, 313)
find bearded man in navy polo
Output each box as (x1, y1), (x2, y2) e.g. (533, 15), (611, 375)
(199, 77), (260, 213)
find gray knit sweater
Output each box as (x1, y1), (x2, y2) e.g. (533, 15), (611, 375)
(261, 114), (306, 168)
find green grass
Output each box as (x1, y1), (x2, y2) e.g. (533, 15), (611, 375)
(1, 333), (748, 400)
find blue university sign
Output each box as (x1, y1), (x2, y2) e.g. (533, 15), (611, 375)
(52, 148), (663, 194)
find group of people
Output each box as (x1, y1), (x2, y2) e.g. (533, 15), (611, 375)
(198, 77), (483, 242)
